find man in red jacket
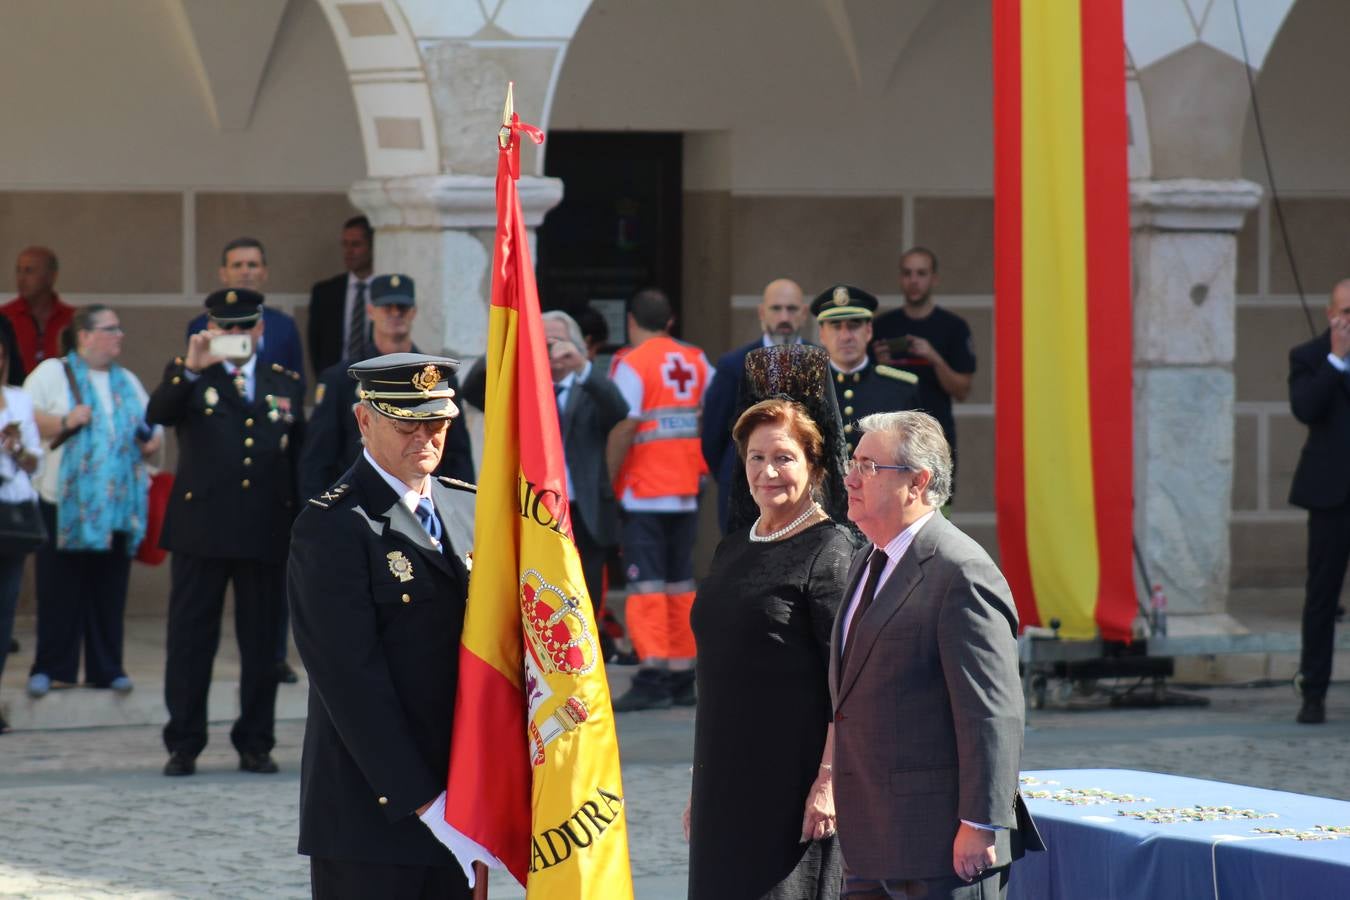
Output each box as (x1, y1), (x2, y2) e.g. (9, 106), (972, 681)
(3, 246), (74, 375)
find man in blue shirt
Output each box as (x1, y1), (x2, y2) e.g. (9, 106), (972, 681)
(186, 237), (305, 388)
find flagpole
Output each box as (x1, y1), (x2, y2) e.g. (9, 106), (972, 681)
(473, 862), (488, 900)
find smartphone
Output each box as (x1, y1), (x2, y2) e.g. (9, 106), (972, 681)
(885, 336), (913, 356)
(210, 334), (252, 358)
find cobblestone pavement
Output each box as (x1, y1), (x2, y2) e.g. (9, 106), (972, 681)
(4, 684), (1349, 898)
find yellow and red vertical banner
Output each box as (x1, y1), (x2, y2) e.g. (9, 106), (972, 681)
(443, 86), (634, 897)
(993, 0), (1134, 641)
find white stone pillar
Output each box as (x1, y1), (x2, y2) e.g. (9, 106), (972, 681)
(350, 173), (563, 470)
(1130, 179), (1261, 615)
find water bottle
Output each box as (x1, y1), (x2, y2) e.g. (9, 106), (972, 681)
(1149, 584), (1168, 637)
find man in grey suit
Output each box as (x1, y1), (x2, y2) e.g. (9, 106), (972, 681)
(829, 411), (1040, 898)
(543, 311), (629, 660)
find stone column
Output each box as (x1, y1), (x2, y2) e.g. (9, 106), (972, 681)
(1130, 178), (1262, 616)
(350, 173), (563, 469)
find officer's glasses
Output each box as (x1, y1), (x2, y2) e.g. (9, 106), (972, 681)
(846, 459), (915, 479)
(388, 418), (448, 437)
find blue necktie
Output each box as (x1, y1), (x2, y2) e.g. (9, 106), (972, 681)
(415, 497), (441, 542)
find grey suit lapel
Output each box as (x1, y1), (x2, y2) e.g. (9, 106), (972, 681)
(430, 479), (475, 562)
(834, 515), (947, 706)
(830, 550), (870, 700)
(380, 495), (453, 574)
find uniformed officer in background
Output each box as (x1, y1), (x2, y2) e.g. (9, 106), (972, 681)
(288, 353), (474, 899)
(148, 288), (306, 777)
(299, 274), (474, 501)
(811, 284), (921, 452)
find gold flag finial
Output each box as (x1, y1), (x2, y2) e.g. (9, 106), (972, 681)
(498, 81), (515, 149)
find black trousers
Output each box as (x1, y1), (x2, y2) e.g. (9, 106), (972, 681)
(31, 500), (132, 685)
(310, 857), (471, 900)
(162, 552), (283, 757)
(1300, 503), (1350, 697)
(843, 866), (1009, 899)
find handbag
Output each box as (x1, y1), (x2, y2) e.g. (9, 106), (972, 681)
(0, 497), (47, 555)
(135, 469), (174, 565)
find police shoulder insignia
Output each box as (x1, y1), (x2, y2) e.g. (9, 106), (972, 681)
(876, 365), (919, 384)
(271, 363), (284, 373)
(437, 476), (477, 494)
(308, 482), (351, 509)
(314, 383), (326, 405)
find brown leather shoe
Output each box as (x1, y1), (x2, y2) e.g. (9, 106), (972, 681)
(239, 751), (279, 774)
(1297, 698), (1326, 725)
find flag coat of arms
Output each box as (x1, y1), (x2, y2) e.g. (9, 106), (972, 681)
(440, 86), (635, 898)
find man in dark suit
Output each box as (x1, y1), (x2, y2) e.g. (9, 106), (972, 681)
(543, 310), (629, 657)
(300, 274), (473, 501)
(307, 215), (374, 380)
(186, 238), (305, 385)
(288, 353), (474, 900)
(149, 289), (306, 777)
(1289, 279), (1350, 725)
(829, 411), (1039, 898)
(701, 278), (807, 531)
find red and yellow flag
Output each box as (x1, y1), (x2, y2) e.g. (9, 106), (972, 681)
(993, 0), (1134, 641)
(442, 86), (634, 897)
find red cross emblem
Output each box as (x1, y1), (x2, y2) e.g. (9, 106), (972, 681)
(662, 353), (698, 399)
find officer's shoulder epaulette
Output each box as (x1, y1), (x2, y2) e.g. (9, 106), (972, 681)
(875, 365), (919, 385)
(271, 362), (302, 381)
(308, 482), (352, 509)
(437, 476), (477, 494)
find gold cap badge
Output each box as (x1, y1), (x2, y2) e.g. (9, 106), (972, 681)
(832, 286), (849, 306)
(226, 290), (237, 304)
(391, 275), (401, 287)
(411, 364), (441, 392)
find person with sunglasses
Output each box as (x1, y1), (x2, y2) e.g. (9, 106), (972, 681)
(147, 288), (306, 777)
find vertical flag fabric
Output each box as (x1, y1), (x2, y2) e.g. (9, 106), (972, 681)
(441, 90), (635, 897)
(993, 0), (1134, 641)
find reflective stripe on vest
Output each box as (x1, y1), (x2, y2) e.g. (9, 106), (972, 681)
(617, 337), (709, 498)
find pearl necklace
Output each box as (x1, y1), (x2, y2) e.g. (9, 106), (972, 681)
(749, 502), (823, 543)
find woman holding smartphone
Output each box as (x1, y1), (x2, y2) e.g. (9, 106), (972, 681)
(23, 304), (160, 699)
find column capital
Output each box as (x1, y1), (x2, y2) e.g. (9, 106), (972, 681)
(1130, 178), (1263, 232)
(349, 173), (563, 230)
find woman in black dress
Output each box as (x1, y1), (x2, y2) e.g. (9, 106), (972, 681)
(687, 380), (854, 899)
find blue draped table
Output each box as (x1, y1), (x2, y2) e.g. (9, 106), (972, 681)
(1008, 769), (1350, 900)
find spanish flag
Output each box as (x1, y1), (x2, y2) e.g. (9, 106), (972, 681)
(441, 86), (635, 897)
(993, 0), (1134, 641)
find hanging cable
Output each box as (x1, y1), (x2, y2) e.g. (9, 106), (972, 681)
(1232, 0), (1316, 336)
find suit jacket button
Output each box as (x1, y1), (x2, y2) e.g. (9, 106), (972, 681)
(401, 594), (411, 604)
(204, 408), (213, 416)
(243, 457), (252, 466)
(172, 376), (181, 385)
(843, 389), (854, 399)
(378, 796), (388, 806)
(245, 418), (254, 427)
(843, 406), (854, 416)
(184, 491), (193, 501)
(241, 479), (251, 489)
(244, 437), (254, 448)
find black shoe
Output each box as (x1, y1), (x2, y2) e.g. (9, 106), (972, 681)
(1297, 698), (1326, 725)
(606, 649), (640, 667)
(612, 669), (673, 712)
(239, 751), (279, 774)
(276, 661), (299, 684)
(668, 670), (697, 707)
(163, 752), (197, 776)
(0, 710), (10, 734)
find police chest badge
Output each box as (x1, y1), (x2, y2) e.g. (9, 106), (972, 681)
(387, 550), (414, 582)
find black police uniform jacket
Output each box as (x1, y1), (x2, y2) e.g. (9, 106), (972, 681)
(288, 455), (476, 867)
(833, 358), (922, 452)
(146, 358), (306, 562)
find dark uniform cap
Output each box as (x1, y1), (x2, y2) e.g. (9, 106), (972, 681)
(369, 274), (415, 307)
(349, 352), (460, 422)
(810, 284), (878, 323)
(205, 288), (264, 325)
